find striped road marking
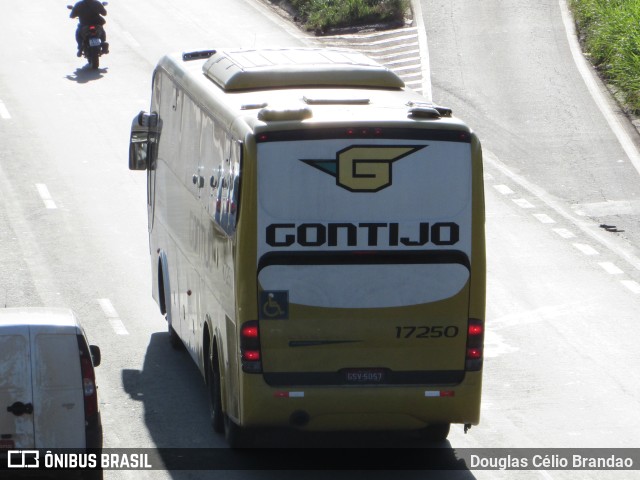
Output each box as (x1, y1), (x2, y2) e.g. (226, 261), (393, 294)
(315, 27), (425, 95)
(35, 184), (57, 209)
(0, 101), (10, 119)
(98, 298), (130, 335)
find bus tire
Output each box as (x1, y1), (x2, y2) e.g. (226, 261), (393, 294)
(224, 416), (253, 448)
(207, 350), (224, 433)
(420, 423), (451, 442)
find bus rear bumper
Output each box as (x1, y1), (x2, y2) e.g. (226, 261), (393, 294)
(238, 372), (482, 431)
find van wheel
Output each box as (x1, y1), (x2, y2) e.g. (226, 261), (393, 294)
(207, 351), (224, 433)
(224, 415), (253, 448)
(419, 423), (451, 442)
(168, 323), (183, 350)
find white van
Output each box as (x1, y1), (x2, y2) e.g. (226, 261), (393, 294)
(0, 308), (102, 450)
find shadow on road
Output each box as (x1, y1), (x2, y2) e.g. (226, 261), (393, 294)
(65, 66), (108, 83)
(122, 332), (478, 480)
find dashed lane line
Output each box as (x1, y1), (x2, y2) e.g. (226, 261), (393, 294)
(0, 100), (11, 119)
(598, 262), (624, 275)
(98, 298), (130, 335)
(495, 176), (640, 294)
(494, 184), (515, 195)
(621, 280), (640, 294)
(573, 243), (599, 256)
(512, 198), (535, 209)
(533, 213), (556, 224)
(484, 149), (640, 273)
(35, 184), (57, 209)
(552, 228), (576, 239)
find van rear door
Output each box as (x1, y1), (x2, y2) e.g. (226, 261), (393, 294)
(255, 130), (473, 386)
(0, 325), (34, 449)
(31, 327), (85, 447)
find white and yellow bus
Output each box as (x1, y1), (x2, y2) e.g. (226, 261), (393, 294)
(129, 48), (486, 446)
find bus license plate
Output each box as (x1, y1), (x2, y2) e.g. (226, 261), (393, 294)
(344, 369), (386, 384)
(89, 38), (102, 47)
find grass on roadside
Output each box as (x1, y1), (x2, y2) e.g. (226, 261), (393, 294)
(288, 0), (409, 33)
(569, 0), (640, 112)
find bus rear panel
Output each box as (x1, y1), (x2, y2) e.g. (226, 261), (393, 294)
(243, 126), (484, 431)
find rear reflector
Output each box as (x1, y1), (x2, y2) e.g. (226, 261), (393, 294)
(425, 390), (455, 398)
(274, 391), (305, 398)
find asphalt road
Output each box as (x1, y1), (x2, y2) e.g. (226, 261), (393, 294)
(0, 0), (639, 479)
(421, 0), (640, 478)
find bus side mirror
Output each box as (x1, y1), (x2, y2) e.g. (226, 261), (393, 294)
(129, 111), (157, 171)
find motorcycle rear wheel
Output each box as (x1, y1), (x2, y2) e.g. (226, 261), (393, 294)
(89, 52), (100, 69)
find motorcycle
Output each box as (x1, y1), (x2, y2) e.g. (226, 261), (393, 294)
(67, 2), (109, 69)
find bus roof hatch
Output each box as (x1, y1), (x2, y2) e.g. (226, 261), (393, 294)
(202, 48), (405, 91)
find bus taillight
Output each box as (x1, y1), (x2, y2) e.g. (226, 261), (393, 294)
(465, 318), (484, 371)
(241, 320), (262, 373)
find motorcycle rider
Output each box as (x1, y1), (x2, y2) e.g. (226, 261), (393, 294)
(69, 0), (109, 57)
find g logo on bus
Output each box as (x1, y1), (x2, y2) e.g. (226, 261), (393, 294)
(302, 145), (424, 192)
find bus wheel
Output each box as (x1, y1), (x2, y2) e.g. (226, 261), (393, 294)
(207, 353), (224, 433)
(420, 423), (451, 442)
(224, 416), (253, 448)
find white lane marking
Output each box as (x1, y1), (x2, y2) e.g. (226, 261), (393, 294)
(120, 31), (140, 48)
(533, 213), (556, 224)
(494, 184), (514, 195)
(598, 262), (624, 275)
(108, 319), (129, 336)
(98, 298), (130, 335)
(573, 199), (640, 216)
(0, 101), (11, 119)
(621, 280), (640, 294)
(35, 184), (57, 209)
(559, 0), (640, 175)
(573, 243), (599, 256)
(98, 298), (118, 317)
(485, 149), (640, 272)
(552, 228), (576, 239)
(512, 198), (535, 208)
(379, 51), (421, 63)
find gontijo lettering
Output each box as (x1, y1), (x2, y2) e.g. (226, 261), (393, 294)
(266, 222), (460, 247)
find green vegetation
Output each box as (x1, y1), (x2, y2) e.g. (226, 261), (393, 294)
(288, 0), (409, 33)
(569, 0), (640, 112)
